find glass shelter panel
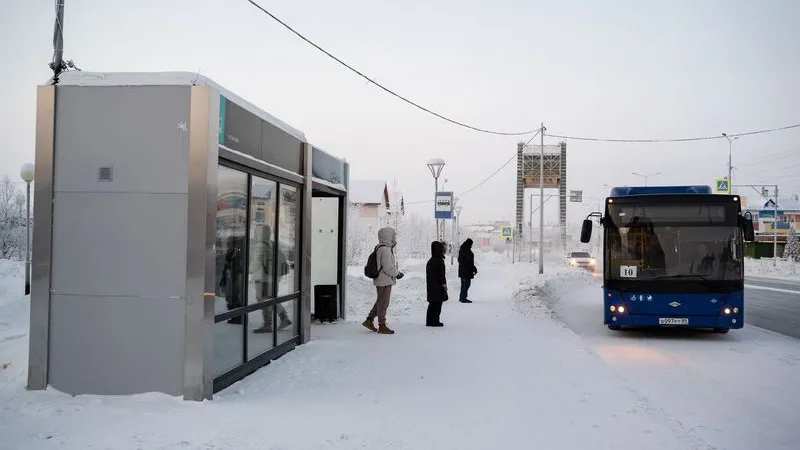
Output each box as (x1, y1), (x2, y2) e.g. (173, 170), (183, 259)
(248, 176), (278, 306)
(278, 185), (300, 296)
(214, 165), (249, 376)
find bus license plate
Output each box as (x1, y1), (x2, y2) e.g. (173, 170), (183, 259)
(659, 318), (689, 325)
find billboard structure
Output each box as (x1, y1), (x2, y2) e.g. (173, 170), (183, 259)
(515, 141), (567, 258)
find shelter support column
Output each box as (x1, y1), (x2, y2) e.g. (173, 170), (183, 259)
(300, 143), (313, 344)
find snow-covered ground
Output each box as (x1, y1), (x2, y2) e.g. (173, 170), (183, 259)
(746, 257), (800, 280)
(543, 274), (800, 450)
(0, 252), (799, 449)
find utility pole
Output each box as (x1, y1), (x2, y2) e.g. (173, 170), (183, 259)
(722, 133), (738, 191)
(539, 123), (545, 275)
(774, 185), (779, 263)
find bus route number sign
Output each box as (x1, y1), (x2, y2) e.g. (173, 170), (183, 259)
(620, 265), (638, 278)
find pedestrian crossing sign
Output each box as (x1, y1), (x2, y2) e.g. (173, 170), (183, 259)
(715, 178), (730, 194)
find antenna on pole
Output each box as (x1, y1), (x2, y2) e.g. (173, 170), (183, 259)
(49, 0), (66, 84)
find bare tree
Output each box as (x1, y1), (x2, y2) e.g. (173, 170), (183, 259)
(0, 175), (26, 260)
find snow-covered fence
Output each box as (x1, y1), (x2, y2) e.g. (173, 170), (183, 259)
(745, 257), (800, 279)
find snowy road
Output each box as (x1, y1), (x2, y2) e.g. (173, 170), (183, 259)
(546, 273), (800, 450)
(745, 276), (800, 339)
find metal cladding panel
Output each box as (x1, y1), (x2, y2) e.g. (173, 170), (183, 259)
(610, 185), (713, 197)
(218, 94), (304, 175)
(48, 294), (185, 395)
(45, 83), (191, 396)
(50, 192), (188, 297)
(53, 86), (191, 194)
(311, 146), (345, 185)
(28, 85), (56, 390)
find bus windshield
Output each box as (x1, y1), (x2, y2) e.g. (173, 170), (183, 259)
(604, 203), (743, 282)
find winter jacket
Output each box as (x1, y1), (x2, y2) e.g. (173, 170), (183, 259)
(373, 227), (400, 287)
(426, 241), (448, 303)
(457, 238), (478, 279)
(248, 226), (288, 283)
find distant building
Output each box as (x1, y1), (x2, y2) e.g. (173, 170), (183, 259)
(743, 194), (800, 243)
(348, 180), (390, 235)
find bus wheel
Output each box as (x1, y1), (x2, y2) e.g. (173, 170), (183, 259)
(712, 328), (729, 334)
(608, 325), (622, 331)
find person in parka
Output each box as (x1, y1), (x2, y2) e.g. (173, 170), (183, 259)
(363, 227), (404, 334)
(425, 240), (448, 327)
(457, 238), (478, 303)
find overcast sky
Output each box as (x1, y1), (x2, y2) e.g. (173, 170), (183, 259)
(2, 0), (799, 226)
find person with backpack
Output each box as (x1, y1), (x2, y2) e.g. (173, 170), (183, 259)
(457, 238), (478, 303)
(362, 227), (404, 334)
(425, 240), (448, 327)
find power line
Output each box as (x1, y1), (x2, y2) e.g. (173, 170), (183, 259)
(406, 128), (542, 205)
(243, 0), (538, 137)
(548, 123), (800, 143)
(736, 147), (800, 168)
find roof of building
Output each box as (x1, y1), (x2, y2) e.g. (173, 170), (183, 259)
(349, 180), (388, 205)
(54, 71), (307, 141)
(744, 196), (800, 211)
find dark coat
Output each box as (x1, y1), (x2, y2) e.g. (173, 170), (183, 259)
(426, 241), (448, 303)
(457, 238), (477, 279)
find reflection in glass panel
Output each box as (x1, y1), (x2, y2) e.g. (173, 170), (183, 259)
(278, 185), (299, 296)
(214, 320), (244, 377)
(248, 176), (278, 318)
(276, 299), (299, 345)
(215, 165), (248, 318)
(247, 307), (276, 359)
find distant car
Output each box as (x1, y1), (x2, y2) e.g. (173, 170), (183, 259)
(566, 251), (596, 270)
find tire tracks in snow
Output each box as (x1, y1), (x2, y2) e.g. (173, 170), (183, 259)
(514, 272), (721, 450)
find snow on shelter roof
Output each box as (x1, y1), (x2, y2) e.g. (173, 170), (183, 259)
(54, 71), (306, 142)
(349, 180), (388, 204)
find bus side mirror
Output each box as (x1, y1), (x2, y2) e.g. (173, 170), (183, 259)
(580, 219), (593, 243)
(741, 216), (755, 242)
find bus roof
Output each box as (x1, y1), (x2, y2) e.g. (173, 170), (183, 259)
(609, 185), (713, 197)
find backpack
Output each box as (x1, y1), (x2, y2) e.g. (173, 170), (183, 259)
(364, 244), (386, 279)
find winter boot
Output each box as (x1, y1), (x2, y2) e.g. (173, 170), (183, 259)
(377, 323), (395, 334)
(253, 325), (273, 334)
(362, 319), (378, 332)
(278, 316), (292, 331)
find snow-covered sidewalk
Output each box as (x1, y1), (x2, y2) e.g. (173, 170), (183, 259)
(1, 256), (727, 449)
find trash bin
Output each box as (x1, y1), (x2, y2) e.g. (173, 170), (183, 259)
(313, 284), (338, 323)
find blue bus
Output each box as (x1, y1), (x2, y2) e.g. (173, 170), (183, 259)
(580, 185), (755, 333)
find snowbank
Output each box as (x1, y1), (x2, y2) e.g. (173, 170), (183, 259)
(745, 257), (800, 280)
(511, 264), (595, 320)
(0, 260), (27, 384)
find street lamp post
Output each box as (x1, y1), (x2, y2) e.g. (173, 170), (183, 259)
(20, 163), (35, 295)
(632, 171), (661, 187)
(722, 133), (738, 189)
(451, 203), (462, 265)
(426, 158), (446, 241)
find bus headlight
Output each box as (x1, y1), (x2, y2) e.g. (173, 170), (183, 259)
(618, 306), (625, 313)
(723, 307), (731, 315)
(733, 307), (739, 313)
